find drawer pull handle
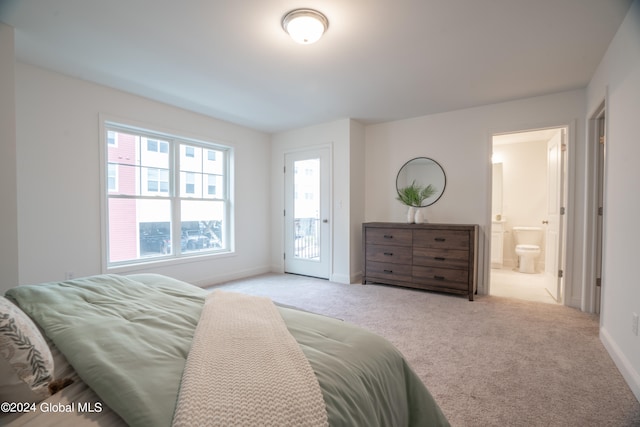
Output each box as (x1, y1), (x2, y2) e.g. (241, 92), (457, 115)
(434, 275), (445, 280)
(434, 257), (446, 261)
(384, 269), (393, 274)
(384, 252), (394, 256)
(383, 235), (393, 239)
(434, 237), (446, 242)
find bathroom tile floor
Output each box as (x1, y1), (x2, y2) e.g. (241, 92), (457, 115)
(490, 267), (557, 304)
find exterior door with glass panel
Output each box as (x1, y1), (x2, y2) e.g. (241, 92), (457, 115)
(284, 148), (330, 279)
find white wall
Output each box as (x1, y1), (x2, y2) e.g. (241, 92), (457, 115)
(15, 63), (271, 287)
(587, 0), (640, 401)
(270, 118), (362, 284)
(0, 23), (18, 294)
(349, 119), (366, 281)
(365, 90), (585, 304)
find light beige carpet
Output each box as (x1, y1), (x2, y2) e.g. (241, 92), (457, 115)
(213, 273), (640, 427)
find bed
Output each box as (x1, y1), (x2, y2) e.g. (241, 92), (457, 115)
(0, 273), (449, 426)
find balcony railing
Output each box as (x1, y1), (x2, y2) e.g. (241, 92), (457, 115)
(294, 218), (319, 260)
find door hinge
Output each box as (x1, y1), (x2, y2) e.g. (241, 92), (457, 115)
(560, 207), (566, 215)
(283, 166), (286, 173)
(596, 277), (602, 287)
(283, 253), (286, 260)
(598, 206), (603, 216)
(561, 143), (568, 152)
(599, 136), (605, 145)
(283, 209), (286, 216)
(558, 269), (564, 278)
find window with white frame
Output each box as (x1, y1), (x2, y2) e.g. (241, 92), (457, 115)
(103, 122), (231, 267)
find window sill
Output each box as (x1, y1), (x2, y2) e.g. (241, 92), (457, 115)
(105, 250), (235, 275)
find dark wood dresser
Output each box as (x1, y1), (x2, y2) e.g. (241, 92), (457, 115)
(362, 222), (479, 300)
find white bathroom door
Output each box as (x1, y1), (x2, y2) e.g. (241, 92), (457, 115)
(284, 148), (330, 279)
(544, 129), (565, 302)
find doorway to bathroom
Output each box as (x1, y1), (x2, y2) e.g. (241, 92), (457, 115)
(490, 127), (568, 304)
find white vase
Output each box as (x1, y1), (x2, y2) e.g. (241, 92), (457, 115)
(406, 206), (416, 223)
(414, 207), (427, 224)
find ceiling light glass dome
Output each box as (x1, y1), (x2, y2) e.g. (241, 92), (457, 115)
(282, 9), (329, 44)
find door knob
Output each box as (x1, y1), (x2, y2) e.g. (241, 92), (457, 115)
(542, 220), (549, 224)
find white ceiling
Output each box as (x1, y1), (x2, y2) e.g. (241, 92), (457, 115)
(0, 0), (633, 133)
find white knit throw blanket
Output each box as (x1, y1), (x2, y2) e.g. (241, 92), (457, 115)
(172, 290), (328, 427)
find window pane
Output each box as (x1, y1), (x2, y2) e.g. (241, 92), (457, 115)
(204, 149), (224, 174)
(107, 163), (118, 192)
(140, 221), (171, 257)
(180, 144), (201, 172)
(107, 131), (170, 197)
(107, 131), (137, 166)
(207, 175), (216, 196)
(140, 137), (170, 169)
(181, 200), (224, 252)
(143, 167), (170, 196)
(108, 198), (172, 263)
(181, 171), (202, 197)
(107, 131), (117, 146)
(108, 163), (140, 196)
(293, 158), (320, 261)
(205, 174), (224, 199)
(159, 169), (169, 193)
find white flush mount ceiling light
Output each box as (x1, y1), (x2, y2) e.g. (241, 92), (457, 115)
(282, 9), (329, 44)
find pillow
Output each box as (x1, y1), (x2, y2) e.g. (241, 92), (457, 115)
(0, 296), (53, 403)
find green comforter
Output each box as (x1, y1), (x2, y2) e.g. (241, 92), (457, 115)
(6, 273), (449, 427)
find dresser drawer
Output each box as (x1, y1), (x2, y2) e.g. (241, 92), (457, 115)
(366, 261), (412, 283)
(413, 247), (469, 269)
(366, 228), (412, 246)
(414, 230), (469, 250)
(366, 245), (412, 264)
(412, 266), (469, 291)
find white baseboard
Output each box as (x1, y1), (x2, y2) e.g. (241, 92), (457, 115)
(194, 266), (360, 287)
(600, 326), (640, 402)
(330, 273), (351, 284)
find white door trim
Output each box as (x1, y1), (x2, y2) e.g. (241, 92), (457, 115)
(584, 100), (607, 314)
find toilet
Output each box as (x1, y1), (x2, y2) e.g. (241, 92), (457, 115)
(513, 226), (542, 274)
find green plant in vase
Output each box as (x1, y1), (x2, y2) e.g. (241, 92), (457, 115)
(396, 181), (437, 223)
